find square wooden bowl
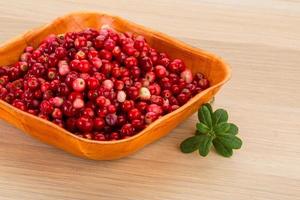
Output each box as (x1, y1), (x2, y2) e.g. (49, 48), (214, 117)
(0, 12), (230, 160)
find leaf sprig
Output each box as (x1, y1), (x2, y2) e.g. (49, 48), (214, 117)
(180, 104), (242, 157)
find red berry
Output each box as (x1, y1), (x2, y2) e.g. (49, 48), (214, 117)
(62, 100), (77, 117)
(145, 112), (158, 124)
(55, 47), (67, 59)
(40, 100), (54, 114)
(107, 104), (116, 113)
(127, 86), (139, 100)
(27, 77), (39, 90)
(177, 93), (189, 105)
(121, 124), (134, 136)
(139, 56), (153, 72)
(78, 60), (90, 73)
(76, 116), (93, 132)
(128, 108), (141, 121)
(86, 77), (99, 90)
(114, 80), (124, 90)
(94, 132), (106, 141)
(52, 108), (63, 119)
(147, 104), (163, 115)
(93, 118), (105, 131)
(198, 78), (209, 89)
(74, 36), (87, 49)
(122, 100), (134, 112)
(72, 78), (85, 92)
(124, 56), (138, 68)
(80, 108), (94, 118)
(103, 38), (116, 51)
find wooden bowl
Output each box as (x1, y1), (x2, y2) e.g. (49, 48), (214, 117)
(0, 12), (230, 160)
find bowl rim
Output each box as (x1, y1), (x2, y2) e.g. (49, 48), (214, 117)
(0, 11), (231, 145)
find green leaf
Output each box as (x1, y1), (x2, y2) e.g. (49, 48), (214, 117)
(203, 103), (213, 115)
(180, 136), (202, 153)
(213, 109), (228, 125)
(214, 122), (230, 135)
(198, 105), (213, 128)
(225, 123), (239, 135)
(213, 138), (233, 157)
(198, 134), (213, 157)
(196, 122), (210, 134)
(218, 135), (242, 149)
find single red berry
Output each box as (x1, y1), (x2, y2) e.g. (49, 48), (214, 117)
(94, 132), (106, 141)
(96, 96), (107, 107)
(76, 116), (93, 132)
(27, 77), (39, 90)
(147, 104), (163, 115)
(114, 80), (124, 91)
(74, 36), (87, 49)
(145, 112), (158, 124)
(52, 108), (63, 119)
(99, 49), (112, 61)
(55, 46), (67, 59)
(150, 95), (164, 105)
(103, 38), (116, 51)
(128, 108), (141, 121)
(40, 100), (54, 115)
(72, 78), (86, 92)
(107, 104), (116, 113)
(177, 93), (189, 105)
(65, 118), (77, 132)
(198, 78), (209, 89)
(127, 86), (139, 100)
(78, 60), (90, 73)
(139, 56), (153, 72)
(86, 77), (99, 90)
(110, 132), (120, 140)
(96, 107), (108, 118)
(124, 56), (138, 68)
(132, 119), (144, 130)
(122, 100), (134, 112)
(81, 107), (95, 118)
(62, 100), (77, 117)
(121, 123), (134, 136)
(93, 118), (105, 131)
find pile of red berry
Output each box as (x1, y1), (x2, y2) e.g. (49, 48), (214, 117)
(0, 26), (209, 141)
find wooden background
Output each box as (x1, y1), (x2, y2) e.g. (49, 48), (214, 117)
(0, 0), (299, 199)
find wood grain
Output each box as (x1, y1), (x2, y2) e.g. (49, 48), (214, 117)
(0, 0), (299, 199)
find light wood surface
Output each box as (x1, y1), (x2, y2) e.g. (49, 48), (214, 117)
(0, 0), (299, 199)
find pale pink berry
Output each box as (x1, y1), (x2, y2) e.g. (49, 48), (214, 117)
(73, 98), (84, 109)
(180, 69), (193, 83)
(117, 90), (126, 102)
(102, 79), (114, 90)
(72, 78), (86, 92)
(52, 97), (64, 107)
(58, 60), (70, 76)
(139, 87), (151, 100)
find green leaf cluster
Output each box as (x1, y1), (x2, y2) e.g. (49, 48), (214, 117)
(180, 104), (242, 157)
